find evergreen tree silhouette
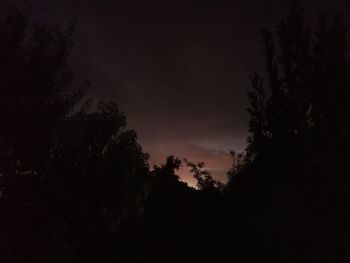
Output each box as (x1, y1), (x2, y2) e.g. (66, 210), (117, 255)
(228, 4), (350, 262)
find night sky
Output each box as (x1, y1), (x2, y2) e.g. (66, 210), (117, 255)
(5, 0), (350, 186)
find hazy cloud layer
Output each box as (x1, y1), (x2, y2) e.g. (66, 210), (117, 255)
(6, 0), (350, 183)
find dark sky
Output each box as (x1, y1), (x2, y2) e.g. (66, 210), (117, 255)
(5, 0), (350, 186)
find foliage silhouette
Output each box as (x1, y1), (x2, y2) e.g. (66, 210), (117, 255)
(1, 4), (350, 263)
(0, 7), (149, 263)
(227, 4), (350, 262)
(185, 158), (223, 191)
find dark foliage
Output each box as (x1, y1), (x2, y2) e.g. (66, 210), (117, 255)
(0, 7), (149, 263)
(1, 4), (349, 263)
(226, 5), (350, 262)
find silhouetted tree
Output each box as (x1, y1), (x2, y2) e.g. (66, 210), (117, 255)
(122, 156), (228, 263)
(228, 4), (350, 262)
(0, 7), (149, 263)
(0, 6), (85, 262)
(152, 156), (182, 184)
(184, 159), (223, 191)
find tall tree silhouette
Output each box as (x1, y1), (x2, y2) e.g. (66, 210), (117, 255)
(229, 5), (350, 262)
(0, 7), (149, 263)
(0, 6), (85, 262)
